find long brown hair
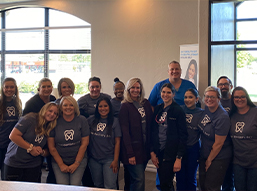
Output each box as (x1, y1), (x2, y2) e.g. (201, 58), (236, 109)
(0, 78), (22, 126)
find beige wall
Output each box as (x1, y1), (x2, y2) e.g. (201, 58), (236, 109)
(0, 0), (208, 98)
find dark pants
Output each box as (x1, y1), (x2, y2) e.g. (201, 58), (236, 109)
(157, 150), (176, 191)
(46, 155), (56, 183)
(82, 164), (95, 187)
(0, 148), (7, 180)
(222, 159), (234, 191)
(124, 165), (131, 191)
(4, 164), (41, 182)
(233, 164), (257, 191)
(176, 142), (200, 191)
(199, 158), (230, 191)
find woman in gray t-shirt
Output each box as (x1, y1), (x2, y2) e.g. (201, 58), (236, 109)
(230, 86), (257, 191)
(48, 96), (90, 186)
(4, 102), (59, 182)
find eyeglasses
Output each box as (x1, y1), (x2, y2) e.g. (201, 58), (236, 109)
(234, 96), (246, 100)
(217, 83), (230, 87)
(204, 95), (217, 100)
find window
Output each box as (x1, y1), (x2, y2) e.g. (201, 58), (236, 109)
(0, 8), (91, 105)
(210, 1), (257, 101)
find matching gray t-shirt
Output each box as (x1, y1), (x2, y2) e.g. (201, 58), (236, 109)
(88, 116), (121, 160)
(220, 98), (232, 114)
(4, 114), (47, 168)
(181, 105), (204, 147)
(230, 107), (257, 168)
(49, 115), (90, 165)
(198, 105), (232, 160)
(110, 98), (121, 117)
(77, 93), (111, 118)
(157, 106), (170, 151)
(0, 99), (19, 149)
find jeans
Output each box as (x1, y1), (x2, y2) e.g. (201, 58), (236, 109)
(52, 157), (87, 185)
(88, 157), (118, 189)
(124, 162), (147, 191)
(0, 148), (7, 180)
(233, 164), (257, 191)
(176, 141), (200, 191)
(199, 158), (230, 191)
(4, 164), (41, 182)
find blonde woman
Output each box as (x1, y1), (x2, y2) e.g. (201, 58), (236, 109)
(119, 77), (153, 191)
(0, 77), (22, 180)
(4, 102), (59, 182)
(48, 96), (90, 185)
(56, 78), (75, 104)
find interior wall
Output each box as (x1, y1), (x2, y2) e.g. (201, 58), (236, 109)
(0, 0), (203, 98)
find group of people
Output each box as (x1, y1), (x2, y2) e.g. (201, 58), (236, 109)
(0, 60), (256, 191)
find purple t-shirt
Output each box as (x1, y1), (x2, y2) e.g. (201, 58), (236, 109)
(198, 105), (232, 159)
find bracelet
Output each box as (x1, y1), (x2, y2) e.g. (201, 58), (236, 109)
(41, 149), (45, 156)
(27, 144), (33, 153)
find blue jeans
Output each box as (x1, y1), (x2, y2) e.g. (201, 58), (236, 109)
(52, 157), (87, 185)
(233, 164), (257, 191)
(124, 163), (147, 191)
(176, 141), (200, 191)
(88, 157), (118, 189)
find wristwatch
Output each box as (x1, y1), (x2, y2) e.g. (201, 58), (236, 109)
(27, 144), (33, 153)
(176, 155), (182, 160)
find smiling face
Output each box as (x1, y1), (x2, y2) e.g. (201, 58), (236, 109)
(62, 99), (75, 117)
(129, 82), (141, 101)
(217, 78), (232, 99)
(233, 90), (248, 110)
(204, 91), (220, 111)
(38, 81), (53, 97)
(184, 90), (198, 109)
(161, 87), (174, 105)
(114, 83), (124, 99)
(61, 81), (72, 97)
(98, 100), (110, 118)
(168, 63), (182, 80)
(188, 64), (196, 79)
(44, 105), (58, 122)
(89, 81), (101, 99)
(3, 81), (16, 100)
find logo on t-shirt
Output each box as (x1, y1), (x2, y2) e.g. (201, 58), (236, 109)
(6, 106), (15, 117)
(64, 129), (74, 141)
(138, 107), (145, 118)
(186, 114), (193, 123)
(223, 107), (230, 113)
(97, 123), (106, 131)
(159, 112), (167, 123)
(35, 135), (44, 143)
(201, 114), (211, 126)
(94, 104), (96, 108)
(235, 122), (245, 133)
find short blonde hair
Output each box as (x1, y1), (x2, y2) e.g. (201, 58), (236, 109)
(60, 96), (80, 116)
(38, 77), (52, 88)
(204, 86), (221, 98)
(57, 78), (75, 97)
(168, 60), (181, 69)
(123, 77), (145, 104)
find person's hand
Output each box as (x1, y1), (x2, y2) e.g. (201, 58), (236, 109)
(110, 160), (119, 173)
(128, 157), (136, 165)
(68, 163), (80, 174)
(173, 158), (181, 172)
(59, 163), (69, 173)
(150, 152), (159, 168)
(29, 146), (42, 156)
(205, 159), (212, 172)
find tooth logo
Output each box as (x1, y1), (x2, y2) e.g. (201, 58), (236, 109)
(223, 107), (230, 113)
(97, 123), (106, 131)
(94, 104), (96, 108)
(186, 114), (193, 123)
(35, 135), (44, 143)
(201, 114), (211, 126)
(6, 106), (15, 117)
(64, 130), (74, 141)
(159, 112), (167, 122)
(235, 122), (245, 133)
(138, 108), (145, 118)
